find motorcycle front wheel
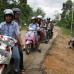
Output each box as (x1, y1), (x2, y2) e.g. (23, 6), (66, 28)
(26, 44), (31, 55)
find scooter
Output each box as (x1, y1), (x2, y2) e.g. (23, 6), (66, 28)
(0, 35), (17, 74)
(47, 28), (53, 39)
(25, 28), (38, 54)
(39, 27), (49, 44)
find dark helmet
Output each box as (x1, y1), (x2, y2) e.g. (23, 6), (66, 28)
(12, 8), (21, 13)
(47, 17), (50, 20)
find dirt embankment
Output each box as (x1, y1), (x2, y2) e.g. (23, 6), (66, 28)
(44, 30), (74, 74)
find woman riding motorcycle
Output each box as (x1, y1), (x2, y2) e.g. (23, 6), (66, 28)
(37, 15), (44, 41)
(25, 16), (41, 53)
(47, 18), (54, 35)
(41, 18), (48, 43)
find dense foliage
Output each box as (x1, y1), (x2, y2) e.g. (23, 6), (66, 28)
(0, 0), (46, 25)
(57, 0), (74, 29)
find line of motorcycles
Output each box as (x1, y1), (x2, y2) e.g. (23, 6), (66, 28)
(25, 27), (53, 55)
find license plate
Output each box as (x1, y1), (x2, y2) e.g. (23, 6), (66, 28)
(26, 38), (31, 40)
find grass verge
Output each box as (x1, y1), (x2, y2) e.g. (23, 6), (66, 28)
(61, 27), (74, 36)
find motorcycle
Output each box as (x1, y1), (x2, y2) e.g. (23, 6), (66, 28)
(0, 35), (17, 74)
(25, 28), (39, 55)
(47, 28), (53, 39)
(68, 36), (74, 49)
(39, 27), (49, 44)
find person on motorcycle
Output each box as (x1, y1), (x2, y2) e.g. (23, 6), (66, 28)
(12, 8), (25, 74)
(37, 15), (44, 41)
(47, 18), (54, 34)
(68, 35), (74, 49)
(12, 8), (22, 31)
(29, 16), (41, 53)
(41, 18), (48, 43)
(0, 9), (24, 74)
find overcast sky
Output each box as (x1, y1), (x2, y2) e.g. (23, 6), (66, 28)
(27, 0), (70, 19)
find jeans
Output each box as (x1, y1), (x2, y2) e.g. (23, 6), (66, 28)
(34, 32), (38, 41)
(18, 45), (24, 70)
(12, 46), (20, 71)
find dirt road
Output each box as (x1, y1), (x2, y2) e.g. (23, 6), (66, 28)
(21, 26), (60, 74)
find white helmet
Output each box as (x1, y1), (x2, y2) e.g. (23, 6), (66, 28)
(31, 16), (36, 20)
(37, 15), (42, 19)
(3, 9), (14, 16)
(50, 19), (52, 22)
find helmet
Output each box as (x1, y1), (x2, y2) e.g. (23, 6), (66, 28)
(31, 16), (37, 23)
(3, 9), (14, 16)
(12, 8), (21, 13)
(37, 15), (42, 19)
(47, 17), (50, 20)
(31, 16), (36, 20)
(42, 18), (46, 21)
(50, 19), (52, 22)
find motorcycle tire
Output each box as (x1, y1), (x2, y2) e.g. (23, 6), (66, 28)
(26, 44), (31, 55)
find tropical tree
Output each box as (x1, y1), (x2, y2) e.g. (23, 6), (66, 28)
(33, 7), (46, 17)
(57, 0), (73, 28)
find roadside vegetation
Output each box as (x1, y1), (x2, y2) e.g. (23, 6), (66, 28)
(0, 0), (46, 29)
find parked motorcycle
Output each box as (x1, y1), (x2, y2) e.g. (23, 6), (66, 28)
(0, 35), (17, 74)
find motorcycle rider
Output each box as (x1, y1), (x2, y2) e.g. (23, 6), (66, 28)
(12, 8), (22, 31)
(28, 16), (41, 53)
(41, 18), (48, 43)
(0, 9), (24, 74)
(37, 15), (44, 41)
(47, 17), (54, 35)
(12, 8), (25, 74)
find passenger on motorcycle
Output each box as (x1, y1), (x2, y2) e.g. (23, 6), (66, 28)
(47, 18), (54, 34)
(0, 9), (24, 74)
(41, 18), (48, 43)
(12, 8), (25, 74)
(37, 15), (44, 41)
(29, 16), (41, 53)
(12, 8), (22, 31)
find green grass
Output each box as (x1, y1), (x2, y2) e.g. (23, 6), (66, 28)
(61, 27), (74, 36)
(21, 25), (28, 30)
